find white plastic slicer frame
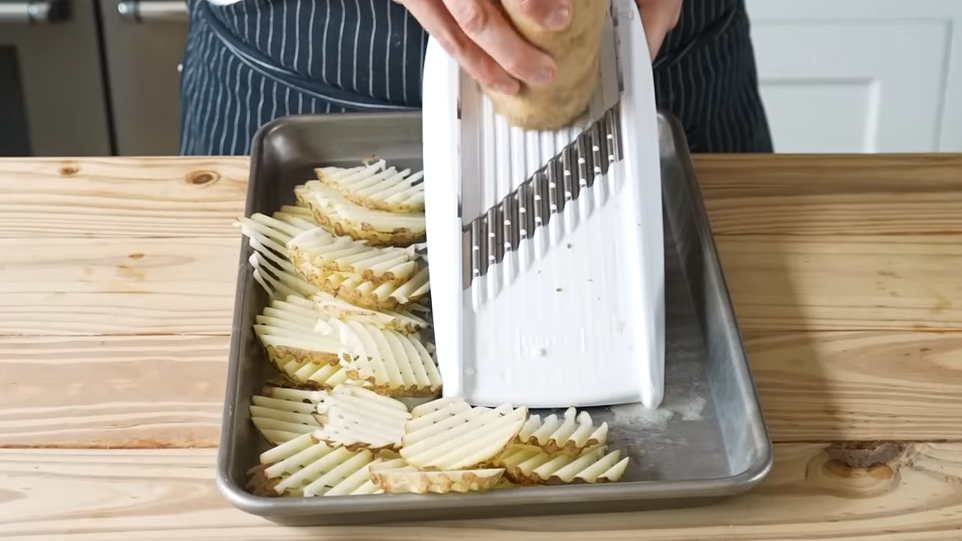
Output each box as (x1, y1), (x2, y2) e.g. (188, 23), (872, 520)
(422, 0), (665, 409)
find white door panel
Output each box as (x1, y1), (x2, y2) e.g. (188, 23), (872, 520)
(760, 79), (879, 153)
(746, 0), (962, 153)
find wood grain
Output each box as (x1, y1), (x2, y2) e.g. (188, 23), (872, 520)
(694, 154), (962, 236)
(0, 237), (239, 335)
(2, 331), (959, 449)
(2, 155), (962, 538)
(0, 443), (960, 540)
(0, 335), (227, 448)
(719, 235), (962, 331)
(3, 234), (959, 336)
(3, 155), (960, 239)
(745, 331), (962, 442)
(0, 157), (248, 239)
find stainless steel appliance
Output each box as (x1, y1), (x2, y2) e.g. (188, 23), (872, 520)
(0, 0), (188, 157)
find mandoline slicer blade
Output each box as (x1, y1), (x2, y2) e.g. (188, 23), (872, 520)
(421, 0), (665, 409)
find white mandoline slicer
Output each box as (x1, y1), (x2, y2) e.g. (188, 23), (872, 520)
(421, 0), (665, 409)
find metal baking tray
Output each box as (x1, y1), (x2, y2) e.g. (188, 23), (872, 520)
(216, 111), (773, 526)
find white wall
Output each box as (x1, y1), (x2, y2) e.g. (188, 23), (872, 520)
(746, 0), (962, 153)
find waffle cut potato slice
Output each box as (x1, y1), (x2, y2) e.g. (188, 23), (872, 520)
(516, 407), (609, 456)
(315, 159), (425, 214)
(333, 456), (409, 496)
(294, 256), (431, 312)
(248, 246), (318, 302)
(313, 291), (430, 335)
(240, 201), (430, 321)
(313, 383), (411, 451)
(248, 254), (431, 390)
(249, 386), (328, 445)
(335, 319), (442, 397)
(249, 226), (430, 322)
(369, 465), (505, 495)
(238, 206), (317, 272)
(288, 226), (422, 286)
(251, 295), (351, 390)
(238, 205), (318, 245)
(254, 295), (339, 365)
(243, 227), (432, 331)
(253, 295), (353, 389)
(294, 181), (426, 247)
(241, 209), (327, 302)
(400, 398), (528, 470)
(496, 445), (630, 486)
(250, 432), (403, 497)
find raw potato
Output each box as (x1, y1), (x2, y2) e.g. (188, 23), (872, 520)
(238, 207), (317, 274)
(250, 432), (407, 497)
(335, 457), (409, 496)
(292, 253), (431, 311)
(262, 385), (329, 404)
(244, 203), (430, 304)
(251, 296), (354, 390)
(485, 0), (609, 130)
(313, 383), (412, 451)
(288, 226), (421, 286)
(370, 466), (505, 494)
(247, 238), (430, 332)
(316, 159), (426, 214)
(249, 389), (325, 445)
(252, 291), (439, 393)
(400, 398), (528, 470)
(253, 296), (341, 369)
(496, 445), (630, 486)
(295, 181), (426, 247)
(336, 319), (443, 398)
(240, 209), (331, 302)
(275, 355), (352, 390)
(248, 249), (319, 302)
(515, 407), (609, 456)
(242, 157), (636, 501)
(313, 290), (430, 335)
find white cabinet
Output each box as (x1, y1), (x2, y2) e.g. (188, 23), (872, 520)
(746, 0), (962, 153)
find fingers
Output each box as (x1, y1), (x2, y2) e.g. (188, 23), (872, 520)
(397, 0), (521, 93)
(440, 0), (558, 88)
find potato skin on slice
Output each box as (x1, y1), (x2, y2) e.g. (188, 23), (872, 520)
(315, 160), (425, 214)
(515, 407), (609, 456)
(249, 391), (324, 445)
(295, 182), (426, 248)
(399, 399), (527, 470)
(370, 467), (505, 495)
(313, 383), (411, 451)
(337, 320), (442, 398)
(496, 445), (630, 486)
(484, 0), (608, 131)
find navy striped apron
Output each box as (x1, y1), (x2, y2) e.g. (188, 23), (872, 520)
(177, 0), (772, 156)
(654, 0), (773, 153)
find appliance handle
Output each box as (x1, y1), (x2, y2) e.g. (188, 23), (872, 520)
(117, 0), (187, 23)
(0, 0), (70, 24)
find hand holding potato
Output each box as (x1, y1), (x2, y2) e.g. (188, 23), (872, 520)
(398, 0), (685, 130)
(393, 0), (573, 95)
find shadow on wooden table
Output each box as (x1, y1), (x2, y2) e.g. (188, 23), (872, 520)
(716, 234), (845, 444)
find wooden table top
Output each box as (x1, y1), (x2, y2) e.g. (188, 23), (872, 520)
(0, 154), (960, 540)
